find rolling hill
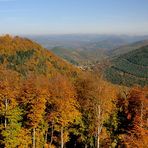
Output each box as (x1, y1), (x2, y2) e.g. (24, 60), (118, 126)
(109, 40), (148, 57)
(51, 46), (107, 65)
(2, 35), (147, 87)
(30, 34), (148, 50)
(31, 35), (148, 67)
(0, 35), (79, 77)
(105, 45), (148, 86)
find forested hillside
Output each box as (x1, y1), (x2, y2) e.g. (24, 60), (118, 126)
(106, 45), (148, 86)
(109, 40), (148, 57)
(51, 46), (106, 66)
(0, 35), (79, 77)
(0, 35), (147, 148)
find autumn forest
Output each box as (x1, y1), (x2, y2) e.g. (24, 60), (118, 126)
(0, 35), (147, 148)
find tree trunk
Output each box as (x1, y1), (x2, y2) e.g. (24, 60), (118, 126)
(61, 126), (64, 148)
(85, 144), (87, 148)
(97, 134), (100, 148)
(97, 105), (102, 148)
(140, 101), (144, 127)
(45, 131), (47, 145)
(4, 98), (8, 128)
(50, 121), (54, 145)
(33, 128), (36, 148)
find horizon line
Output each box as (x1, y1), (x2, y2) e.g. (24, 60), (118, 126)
(1, 33), (148, 37)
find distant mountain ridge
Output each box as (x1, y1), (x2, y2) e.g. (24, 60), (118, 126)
(30, 34), (148, 50)
(29, 35), (148, 67)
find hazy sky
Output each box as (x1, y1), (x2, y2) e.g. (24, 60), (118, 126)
(0, 0), (148, 35)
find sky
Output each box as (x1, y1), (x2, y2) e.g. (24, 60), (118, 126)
(0, 0), (148, 35)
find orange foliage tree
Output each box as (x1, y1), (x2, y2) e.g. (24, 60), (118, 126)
(46, 74), (81, 148)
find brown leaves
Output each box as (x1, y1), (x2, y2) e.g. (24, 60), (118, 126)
(47, 74), (81, 127)
(19, 76), (48, 128)
(117, 86), (148, 147)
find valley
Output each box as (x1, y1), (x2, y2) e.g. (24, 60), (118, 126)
(32, 34), (148, 87)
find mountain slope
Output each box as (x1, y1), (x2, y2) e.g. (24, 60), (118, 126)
(51, 46), (107, 65)
(51, 47), (80, 65)
(109, 40), (148, 57)
(105, 45), (148, 86)
(0, 35), (79, 77)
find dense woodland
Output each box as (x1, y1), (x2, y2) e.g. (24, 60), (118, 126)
(106, 45), (148, 86)
(49, 39), (148, 87)
(0, 35), (148, 148)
